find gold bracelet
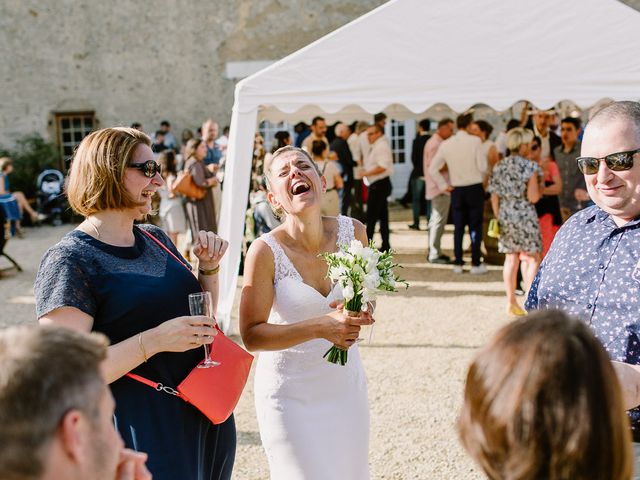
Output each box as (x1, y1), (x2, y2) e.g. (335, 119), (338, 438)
(138, 333), (148, 362)
(198, 264), (220, 276)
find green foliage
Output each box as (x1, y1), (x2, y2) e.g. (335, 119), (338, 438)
(0, 134), (61, 198)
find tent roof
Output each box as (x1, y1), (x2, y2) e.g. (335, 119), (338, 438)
(235, 0), (640, 122)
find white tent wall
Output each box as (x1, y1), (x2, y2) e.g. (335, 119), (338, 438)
(216, 0), (640, 327)
(217, 104), (257, 332)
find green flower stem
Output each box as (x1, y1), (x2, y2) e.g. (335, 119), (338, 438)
(324, 297), (363, 366)
(345, 297), (363, 313)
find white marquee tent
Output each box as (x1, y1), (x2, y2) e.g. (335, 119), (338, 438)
(215, 0), (640, 330)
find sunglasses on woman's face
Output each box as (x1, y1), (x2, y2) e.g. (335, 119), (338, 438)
(576, 148), (640, 175)
(129, 160), (162, 178)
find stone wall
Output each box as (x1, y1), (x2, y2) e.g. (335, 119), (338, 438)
(0, 0), (386, 148)
(2, 0), (638, 151)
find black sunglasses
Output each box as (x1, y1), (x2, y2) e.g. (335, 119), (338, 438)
(530, 144), (539, 151)
(129, 160), (162, 178)
(576, 148), (640, 175)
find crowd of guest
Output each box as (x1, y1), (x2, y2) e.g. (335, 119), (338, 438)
(4, 101), (640, 480)
(401, 106), (594, 316)
(241, 107), (589, 318)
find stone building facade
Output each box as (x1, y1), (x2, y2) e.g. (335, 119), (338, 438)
(0, 0), (386, 159)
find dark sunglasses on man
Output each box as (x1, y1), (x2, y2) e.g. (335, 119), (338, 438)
(129, 160), (162, 178)
(576, 148), (640, 175)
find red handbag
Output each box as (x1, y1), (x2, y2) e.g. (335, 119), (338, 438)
(126, 227), (253, 425)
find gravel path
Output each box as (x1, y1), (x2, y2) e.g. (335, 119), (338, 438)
(0, 207), (512, 479)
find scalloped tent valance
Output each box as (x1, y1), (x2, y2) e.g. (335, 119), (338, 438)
(214, 0), (640, 330)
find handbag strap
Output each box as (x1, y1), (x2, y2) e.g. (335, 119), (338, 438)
(125, 227), (218, 391)
(126, 372), (184, 399)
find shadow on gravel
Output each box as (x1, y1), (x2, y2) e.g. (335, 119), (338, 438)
(381, 287), (504, 298)
(398, 265), (501, 283)
(393, 254), (503, 282)
(362, 343), (481, 350)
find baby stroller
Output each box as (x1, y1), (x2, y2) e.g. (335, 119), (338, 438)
(36, 169), (66, 226)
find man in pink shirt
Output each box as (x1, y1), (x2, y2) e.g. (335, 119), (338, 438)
(423, 118), (454, 263)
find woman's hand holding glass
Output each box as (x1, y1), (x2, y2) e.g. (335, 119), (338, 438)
(188, 291), (219, 368)
(145, 315), (217, 355)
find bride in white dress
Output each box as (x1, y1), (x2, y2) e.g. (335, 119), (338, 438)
(240, 146), (372, 480)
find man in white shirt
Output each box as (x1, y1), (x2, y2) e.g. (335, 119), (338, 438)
(359, 113), (387, 168)
(429, 113), (488, 274)
(362, 124), (394, 251)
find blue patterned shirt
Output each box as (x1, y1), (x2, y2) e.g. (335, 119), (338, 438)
(526, 205), (640, 434)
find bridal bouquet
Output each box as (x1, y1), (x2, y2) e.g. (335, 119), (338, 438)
(320, 240), (407, 365)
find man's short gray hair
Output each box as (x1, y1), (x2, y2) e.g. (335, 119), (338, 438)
(588, 101), (640, 142)
(0, 326), (109, 479)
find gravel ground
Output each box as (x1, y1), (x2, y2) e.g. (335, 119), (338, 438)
(0, 206), (513, 479)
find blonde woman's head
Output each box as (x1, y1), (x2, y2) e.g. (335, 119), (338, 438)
(66, 127), (151, 217)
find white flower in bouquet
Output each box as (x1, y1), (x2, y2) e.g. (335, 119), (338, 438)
(348, 239), (365, 257)
(319, 240), (408, 365)
(343, 281), (355, 302)
(364, 270), (381, 290)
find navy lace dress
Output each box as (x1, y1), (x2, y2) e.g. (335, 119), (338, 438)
(35, 224), (235, 480)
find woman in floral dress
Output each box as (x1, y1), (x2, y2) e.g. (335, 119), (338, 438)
(488, 128), (542, 316)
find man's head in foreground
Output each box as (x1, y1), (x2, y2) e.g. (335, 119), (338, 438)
(0, 326), (148, 480)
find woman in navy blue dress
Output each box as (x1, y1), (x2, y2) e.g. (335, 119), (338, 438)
(34, 127), (235, 480)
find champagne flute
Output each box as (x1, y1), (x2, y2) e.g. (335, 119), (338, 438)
(188, 291), (220, 368)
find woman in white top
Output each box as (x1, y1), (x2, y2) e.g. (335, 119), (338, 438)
(310, 140), (343, 216)
(240, 146), (372, 480)
(157, 150), (187, 246)
(472, 120), (499, 187)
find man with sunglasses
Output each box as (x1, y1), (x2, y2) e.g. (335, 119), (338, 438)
(526, 101), (640, 461)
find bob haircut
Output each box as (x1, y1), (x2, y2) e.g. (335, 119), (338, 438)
(505, 127), (534, 153)
(458, 309), (633, 480)
(66, 127), (151, 217)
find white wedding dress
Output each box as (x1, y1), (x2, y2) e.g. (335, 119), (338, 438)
(255, 215), (370, 480)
